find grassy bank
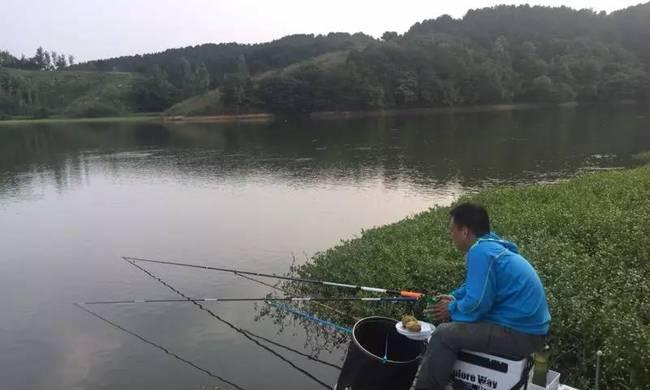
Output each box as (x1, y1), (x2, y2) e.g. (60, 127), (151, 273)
(292, 161), (650, 389)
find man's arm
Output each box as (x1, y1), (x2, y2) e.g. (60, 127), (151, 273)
(447, 246), (496, 322)
(450, 283), (466, 300)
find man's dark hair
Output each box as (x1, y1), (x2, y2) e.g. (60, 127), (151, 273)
(449, 203), (490, 236)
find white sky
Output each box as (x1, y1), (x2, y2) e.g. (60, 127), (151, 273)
(0, 0), (642, 62)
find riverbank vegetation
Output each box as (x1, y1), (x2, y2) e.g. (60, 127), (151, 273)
(2, 4), (650, 119)
(288, 162), (650, 389)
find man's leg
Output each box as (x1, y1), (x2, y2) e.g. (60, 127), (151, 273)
(413, 322), (491, 390)
(413, 322), (547, 390)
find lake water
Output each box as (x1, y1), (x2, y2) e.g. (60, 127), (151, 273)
(1, 104), (649, 390)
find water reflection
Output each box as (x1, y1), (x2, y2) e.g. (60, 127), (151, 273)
(2, 104), (649, 202)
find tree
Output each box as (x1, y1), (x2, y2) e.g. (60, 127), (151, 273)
(393, 71), (418, 107)
(0, 51), (18, 67)
(51, 51), (58, 69)
(236, 54), (249, 77)
(43, 51), (52, 71)
(32, 47), (47, 70)
(525, 75), (575, 102)
(194, 62), (210, 93)
(599, 72), (636, 101)
(55, 53), (67, 69)
(255, 75), (313, 113)
(515, 41), (547, 80)
(133, 65), (176, 111)
(222, 74), (248, 111)
(178, 57), (194, 97)
(529, 75), (553, 102)
(382, 31), (399, 41)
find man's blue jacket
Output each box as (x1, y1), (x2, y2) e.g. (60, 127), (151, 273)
(447, 232), (551, 335)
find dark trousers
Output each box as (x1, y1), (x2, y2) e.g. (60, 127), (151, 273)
(413, 322), (547, 390)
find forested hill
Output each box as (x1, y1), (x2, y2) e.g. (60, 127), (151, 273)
(168, 3), (650, 115)
(2, 4), (650, 118)
(72, 33), (374, 81)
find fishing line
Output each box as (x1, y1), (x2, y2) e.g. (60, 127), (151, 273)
(242, 329), (343, 370)
(266, 302), (352, 335)
(74, 302), (246, 390)
(122, 257), (336, 390)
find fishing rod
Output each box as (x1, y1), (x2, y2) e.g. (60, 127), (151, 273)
(123, 256), (426, 299)
(77, 296), (418, 305)
(234, 270), (358, 320)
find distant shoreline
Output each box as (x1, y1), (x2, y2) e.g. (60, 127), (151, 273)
(309, 103), (550, 119)
(0, 101), (643, 126)
(0, 114), (160, 126)
(162, 112), (275, 123)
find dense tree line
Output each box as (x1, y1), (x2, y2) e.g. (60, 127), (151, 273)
(0, 47), (74, 71)
(240, 4), (650, 113)
(2, 4), (650, 117)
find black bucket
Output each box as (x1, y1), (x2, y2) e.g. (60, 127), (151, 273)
(336, 316), (425, 390)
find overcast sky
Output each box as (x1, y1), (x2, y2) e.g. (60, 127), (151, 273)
(0, 0), (642, 62)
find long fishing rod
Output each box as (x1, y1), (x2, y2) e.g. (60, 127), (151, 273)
(78, 296), (418, 305)
(124, 256), (425, 298)
(234, 270), (358, 321)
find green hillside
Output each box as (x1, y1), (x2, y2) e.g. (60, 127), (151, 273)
(2, 4), (650, 119)
(164, 89), (224, 117)
(0, 68), (142, 118)
(165, 50), (351, 116)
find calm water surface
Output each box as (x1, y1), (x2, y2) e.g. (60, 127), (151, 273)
(1, 105), (649, 390)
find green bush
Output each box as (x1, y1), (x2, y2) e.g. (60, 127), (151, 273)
(292, 163), (650, 389)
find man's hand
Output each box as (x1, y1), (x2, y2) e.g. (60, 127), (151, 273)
(423, 294), (454, 323)
(432, 299), (451, 323)
(436, 294), (455, 303)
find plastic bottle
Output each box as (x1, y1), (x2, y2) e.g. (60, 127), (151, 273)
(532, 345), (551, 387)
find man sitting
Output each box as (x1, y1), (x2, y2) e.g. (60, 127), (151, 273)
(414, 202), (551, 390)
